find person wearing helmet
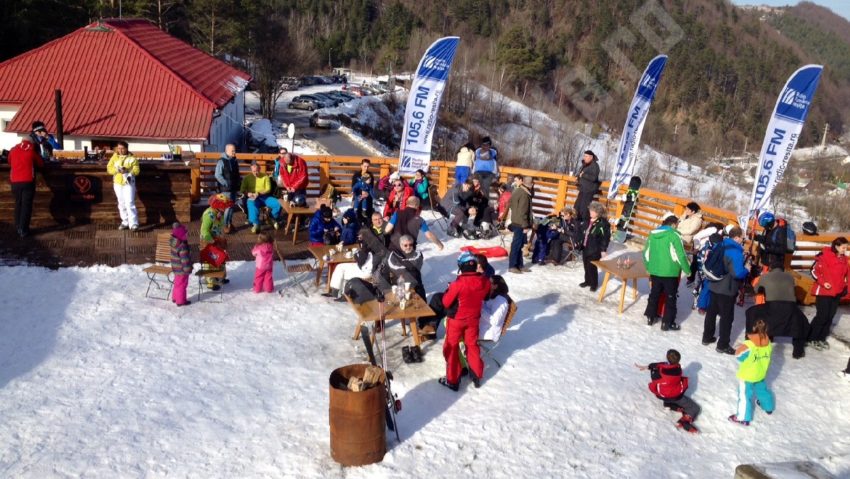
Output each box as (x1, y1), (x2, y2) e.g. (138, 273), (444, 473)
(755, 212), (787, 269)
(439, 251), (491, 391)
(199, 193), (234, 290)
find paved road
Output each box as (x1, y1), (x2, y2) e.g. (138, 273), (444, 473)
(274, 108), (373, 157)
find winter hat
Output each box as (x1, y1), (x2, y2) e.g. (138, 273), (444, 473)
(661, 211), (676, 223)
(209, 193), (234, 211)
(31, 121), (46, 132)
(724, 224), (736, 235)
(171, 222), (188, 241)
(389, 171), (400, 181)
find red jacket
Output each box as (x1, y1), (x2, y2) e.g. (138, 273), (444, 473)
(811, 247), (849, 297)
(9, 139), (44, 183)
(383, 184), (413, 217)
(442, 272), (490, 322)
(648, 362), (688, 400)
(498, 191), (511, 219)
(278, 155), (309, 191)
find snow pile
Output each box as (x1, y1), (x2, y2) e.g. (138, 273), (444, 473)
(1, 220), (849, 477)
(244, 117), (328, 155)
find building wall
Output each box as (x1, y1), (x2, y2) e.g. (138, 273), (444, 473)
(0, 106), (22, 150)
(206, 90), (245, 152)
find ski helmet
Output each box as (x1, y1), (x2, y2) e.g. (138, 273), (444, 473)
(457, 251), (477, 272)
(802, 221), (818, 235)
(758, 212), (775, 229)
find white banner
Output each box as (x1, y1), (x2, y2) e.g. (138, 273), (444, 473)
(398, 37), (460, 175)
(745, 65), (823, 226)
(607, 55), (668, 199)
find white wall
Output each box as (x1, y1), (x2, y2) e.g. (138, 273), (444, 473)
(0, 105), (21, 151)
(207, 90), (245, 152)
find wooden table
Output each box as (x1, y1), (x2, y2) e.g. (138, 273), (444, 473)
(307, 244), (357, 292)
(281, 198), (330, 245)
(592, 254), (650, 314)
(346, 290), (435, 347)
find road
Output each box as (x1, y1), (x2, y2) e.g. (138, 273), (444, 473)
(273, 105), (374, 158)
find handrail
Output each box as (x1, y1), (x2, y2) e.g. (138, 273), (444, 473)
(53, 150), (848, 275)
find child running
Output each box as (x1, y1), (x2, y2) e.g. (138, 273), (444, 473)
(636, 349), (700, 434)
(729, 318), (775, 425)
(252, 232), (275, 293)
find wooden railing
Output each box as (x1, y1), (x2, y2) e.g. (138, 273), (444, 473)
(54, 151), (846, 273)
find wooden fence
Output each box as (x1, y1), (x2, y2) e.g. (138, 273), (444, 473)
(53, 151), (846, 274)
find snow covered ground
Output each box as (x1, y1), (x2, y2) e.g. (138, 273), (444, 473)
(1, 216), (849, 478)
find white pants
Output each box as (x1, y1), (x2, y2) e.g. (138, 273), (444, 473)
(114, 182), (138, 227)
(329, 263), (372, 293)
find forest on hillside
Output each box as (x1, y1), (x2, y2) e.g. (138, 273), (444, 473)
(3, 0), (849, 162)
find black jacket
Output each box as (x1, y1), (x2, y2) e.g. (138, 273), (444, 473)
(577, 160), (600, 194)
(581, 218), (611, 260)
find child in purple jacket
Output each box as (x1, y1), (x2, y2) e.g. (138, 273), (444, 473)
(170, 222), (193, 306)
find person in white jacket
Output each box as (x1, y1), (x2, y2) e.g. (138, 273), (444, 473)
(479, 275), (511, 341)
(455, 142), (475, 185)
(677, 202), (704, 247)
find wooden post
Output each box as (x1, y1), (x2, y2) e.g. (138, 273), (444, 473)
(319, 158), (330, 192)
(555, 177), (567, 212)
(190, 163), (201, 203)
(438, 164), (449, 197)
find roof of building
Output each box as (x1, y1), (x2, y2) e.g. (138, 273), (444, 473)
(0, 19), (251, 141)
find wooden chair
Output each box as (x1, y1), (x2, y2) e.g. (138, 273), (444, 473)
(195, 268), (226, 302)
(276, 243), (316, 296)
(142, 233), (174, 300)
(477, 300), (518, 368)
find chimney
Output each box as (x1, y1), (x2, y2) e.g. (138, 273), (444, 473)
(54, 89), (64, 146)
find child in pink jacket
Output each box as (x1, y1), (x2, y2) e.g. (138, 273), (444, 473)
(252, 233), (275, 293)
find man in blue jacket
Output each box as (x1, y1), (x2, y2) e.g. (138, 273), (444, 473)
(702, 226), (749, 354)
(214, 144), (240, 233)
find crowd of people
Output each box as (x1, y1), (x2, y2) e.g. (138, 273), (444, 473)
(11, 127), (844, 433)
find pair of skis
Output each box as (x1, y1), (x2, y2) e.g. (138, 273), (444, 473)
(360, 291), (401, 442)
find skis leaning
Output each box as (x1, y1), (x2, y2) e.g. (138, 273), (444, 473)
(360, 315), (401, 440)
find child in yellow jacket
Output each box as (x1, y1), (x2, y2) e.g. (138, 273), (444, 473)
(729, 318), (775, 426)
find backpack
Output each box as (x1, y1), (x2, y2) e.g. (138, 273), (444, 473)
(770, 219), (796, 253)
(701, 242), (727, 282)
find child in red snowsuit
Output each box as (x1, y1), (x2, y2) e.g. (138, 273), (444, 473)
(440, 252), (491, 391)
(636, 349), (700, 433)
(252, 233), (275, 293)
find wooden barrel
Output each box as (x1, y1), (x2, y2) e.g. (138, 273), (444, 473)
(329, 364), (386, 466)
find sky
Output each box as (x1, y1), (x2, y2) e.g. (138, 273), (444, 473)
(732, 0), (850, 21)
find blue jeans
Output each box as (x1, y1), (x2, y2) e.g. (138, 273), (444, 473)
(222, 191), (237, 226)
(509, 224), (526, 269)
(247, 195), (282, 226)
(455, 166), (470, 185)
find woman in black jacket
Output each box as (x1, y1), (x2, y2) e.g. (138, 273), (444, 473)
(580, 201), (611, 291)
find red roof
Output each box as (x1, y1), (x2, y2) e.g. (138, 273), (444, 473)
(0, 19), (251, 141)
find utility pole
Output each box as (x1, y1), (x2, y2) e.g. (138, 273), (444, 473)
(821, 122), (829, 148)
(328, 48), (333, 70)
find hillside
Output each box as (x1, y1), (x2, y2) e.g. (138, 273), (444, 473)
(4, 0), (850, 164)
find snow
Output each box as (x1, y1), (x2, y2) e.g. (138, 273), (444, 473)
(2, 215), (850, 478)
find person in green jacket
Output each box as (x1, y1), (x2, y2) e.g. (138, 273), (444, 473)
(199, 193), (233, 290)
(643, 214), (692, 331)
(729, 318), (774, 426)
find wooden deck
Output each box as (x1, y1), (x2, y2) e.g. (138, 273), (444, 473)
(0, 206), (313, 268)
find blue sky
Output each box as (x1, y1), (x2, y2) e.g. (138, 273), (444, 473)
(731, 1), (850, 21)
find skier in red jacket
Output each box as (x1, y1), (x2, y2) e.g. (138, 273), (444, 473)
(9, 137), (44, 238)
(808, 237), (849, 350)
(636, 349), (700, 434)
(439, 252), (491, 391)
(277, 152), (309, 206)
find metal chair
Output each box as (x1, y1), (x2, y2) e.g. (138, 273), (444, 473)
(275, 243), (316, 296)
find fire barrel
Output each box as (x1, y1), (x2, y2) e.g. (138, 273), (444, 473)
(329, 364), (386, 466)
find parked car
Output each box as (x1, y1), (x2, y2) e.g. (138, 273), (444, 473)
(311, 92), (342, 107)
(344, 85), (369, 97)
(299, 76), (319, 87)
(321, 91), (351, 104)
(309, 112), (338, 129)
(288, 96), (323, 111)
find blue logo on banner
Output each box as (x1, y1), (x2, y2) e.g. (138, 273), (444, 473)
(636, 56), (667, 100)
(416, 38), (460, 82)
(774, 66), (822, 123)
